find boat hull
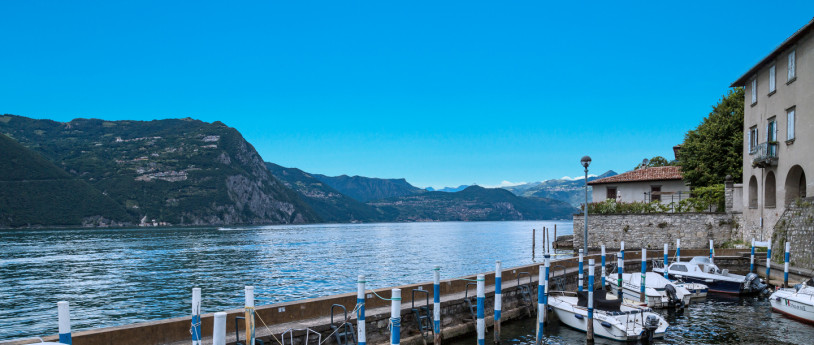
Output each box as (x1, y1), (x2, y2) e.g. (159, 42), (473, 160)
(548, 294), (668, 342)
(667, 274), (743, 294)
(770, 289), (814, 325)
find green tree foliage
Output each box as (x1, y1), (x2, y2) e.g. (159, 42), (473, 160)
(633, 156), (671, 170)
(677, 88), (744, 188)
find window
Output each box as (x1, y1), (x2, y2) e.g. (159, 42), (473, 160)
(768, 118), (777, 142)
(651, 185), (661, 202)
(787, 107), (796, 141)
(769, 65), (776, 93)
(749, 126), (758, 153)
(788, 49), (796, 81)
(751, 78), (757, 104)
(606, 187), (617, 200)
(671, 264), (688, 272)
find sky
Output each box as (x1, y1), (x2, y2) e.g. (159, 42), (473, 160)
(2, 1), (813, 189)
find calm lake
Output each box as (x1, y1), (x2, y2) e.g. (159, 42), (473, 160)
(0, 221), (570, 341)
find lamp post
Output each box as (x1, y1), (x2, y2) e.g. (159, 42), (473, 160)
(581, 156), (591, 255)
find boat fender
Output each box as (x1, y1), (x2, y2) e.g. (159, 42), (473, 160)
(600, 321), (612, 328)
(574, 314), (584, 320)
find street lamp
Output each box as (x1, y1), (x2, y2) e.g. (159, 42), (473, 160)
(581, 156), (591, 255)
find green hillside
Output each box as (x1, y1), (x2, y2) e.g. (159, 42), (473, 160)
(0, 114), (318, 227)
(0, 133), (133, 227)
(313, 174), (425, 202)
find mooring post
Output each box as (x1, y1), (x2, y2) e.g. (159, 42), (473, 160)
(617, 251), (623, 300)
(535, 257), (549, 345)
(600, 245), (606, 290)
(587, 259), (595, 343)
(494, 261), (502, 345)
(543, 254), (550, 325)
(433, 266), (441, 345)
(663, 244), (669, 279)
(578, 248), (584, 292)
(391, 288), (402, 345)
(620, 241), (625, 261)
(57, 301), (71, 345)
(709, 239), (714, 263)
(192, 288), (201, 345)
(542, 227), (547, 254)
(553, 225), (557, 250)
(476, 274), (485, 345)
(784, 242), (790, 288)
(766, 240), (772, 283)
(245, 286), (255, 345)
(640, 248), (646, 303)
(358, 275), (367, 345)
(676, 239), (681, 263)
(750, 238), (755, 273)
(532, 228), (536, 262)
(213, 312), (226, 345)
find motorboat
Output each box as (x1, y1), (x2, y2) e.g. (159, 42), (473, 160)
(548, 290), (668, 343)
(769, 278), (814, 325)
(672, 281), (708, 299)
(609, 272), (692, 308)
(653, 256), (770, 295)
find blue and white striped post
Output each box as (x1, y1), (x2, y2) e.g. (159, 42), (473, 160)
(663, 244), (669, 279)
(709, 239), (714, 263)
(578, 248), (584, 292)
(494, 261), (502, 344)
(640, 248), (646, 303)
(676, 239), (681, 262)
(587, 259), (595, 342)
(245, 286), (255, 345)
(620, 241), (625, 261)
(57, 301), (71, 344)
(358, 275), (366, 345)
(536, 256), (550, 345)
(617, 251), (623, 300)
(543, 255), (550, 325)
(750, 239), (755, 273)
(391, 288), (402, 345)
(433, 266), (441, 345)
(213, 312), (226, 345)
(766, 240), (772, 283)
(600, 245), (606, 290)
(476, 274), (485, 345)
(784, 242), (790, 288)
(192, 288), (201, 345)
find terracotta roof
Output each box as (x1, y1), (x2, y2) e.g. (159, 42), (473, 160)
(731, 17), (814, 87)
(588, 166), (683, 185)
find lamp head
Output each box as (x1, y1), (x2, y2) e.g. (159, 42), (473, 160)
(580, 156), (592, 168)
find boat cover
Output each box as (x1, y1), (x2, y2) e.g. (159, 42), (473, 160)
(577, 290), (622, 312)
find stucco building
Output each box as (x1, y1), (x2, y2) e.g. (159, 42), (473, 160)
(588, 166), (689, 204)
(731, 18), (813, 241)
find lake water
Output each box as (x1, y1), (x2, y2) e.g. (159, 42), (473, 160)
(0, 221), (570, 341)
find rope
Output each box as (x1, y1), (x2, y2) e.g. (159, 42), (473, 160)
(368, 289), (401, 301)
(253, 307), (285, 345)
(458, 278), (483, 282)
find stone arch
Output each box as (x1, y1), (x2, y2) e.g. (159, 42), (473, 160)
(785, 165), (807, 205)
(765, 171), (777, 208)
(749, 175), (758, 208)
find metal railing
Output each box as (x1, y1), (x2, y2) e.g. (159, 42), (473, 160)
(751, 142), (778, 167)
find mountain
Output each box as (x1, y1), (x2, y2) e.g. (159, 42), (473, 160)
(0, 114), (318, 227)
(426, 185), (470, 193)
(312, 174), (424, 202)
(369, 185), (577, 221)
(0, 133), (133, 227)
(502, 170), (618, 207)
(266, 162), (392, 223)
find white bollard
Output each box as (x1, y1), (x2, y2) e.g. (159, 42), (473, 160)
(391, 289), (402, 345)
(578, 248), (584, 292)
(676, 239), (681, 262)
(358, 275), (366, 345)
(709, 239), (714, 263)
(213, 312), (226, 345)
(192, 288), (201, 345)
(245, 286), (255, 345)
(494, 261), (502, 344)
(663, 243), (669, 278)
(433, 267), (441, 345)
(57, 301), (71, 345)
(766, 240), (772, 283)
(785, 242), (791, 288)
(477, 274), (485, 345)
(600, 245), (606, 290)
(640, 248), (646, 303)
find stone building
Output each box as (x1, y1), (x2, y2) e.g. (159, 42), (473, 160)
(588, 166), (689, 204)
(731, 18), (813, 242)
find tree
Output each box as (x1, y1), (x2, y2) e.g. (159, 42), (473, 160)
(677, 88), (744, 188)
(633, 156), (671, 170)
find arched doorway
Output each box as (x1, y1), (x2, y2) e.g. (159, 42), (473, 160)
(785, 165), (807, 205)
(765, 171), (777, 208)
(749, 175), (758, 208)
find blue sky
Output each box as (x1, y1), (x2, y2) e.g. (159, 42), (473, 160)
(2, 1), (813, 189)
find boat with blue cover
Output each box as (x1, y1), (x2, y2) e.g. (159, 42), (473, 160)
(653, 256), (769, 295)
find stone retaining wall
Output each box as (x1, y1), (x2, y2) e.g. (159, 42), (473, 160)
(769, 197), (814, 271)
(573, 213), (736, 250)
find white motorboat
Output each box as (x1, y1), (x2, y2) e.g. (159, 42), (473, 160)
(672, 281), (708, 299)
(653, 256), (770, 295)
(609, 272), (692, 308)
(769, 278), (814, 325)
(548, 290), (668, 343)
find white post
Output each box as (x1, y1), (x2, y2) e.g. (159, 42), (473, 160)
(709, 239), (714, 263)
(192, 288), (201, 345)
(587, 259), (595, 342)
(600, 245), (606, 290)
(616, 251), (623, 300)
(784, 242), (790, 288)
(213, 312), (226, 345)
(766, 240), (772, 283)
(640, 248), (646, 303)
(477, 274), (485, 345)
(676, 239), (681, 262)
(494, 261), (502, 344)
(245, 286), (255, 345)
(663, 243), (669, 278)
(358, 275), (366, 345)
(57, 301), (71, 345)
(433, 267), (441, 345)
(578, 248), (584, 292)
(391, 289), (402, 345)
(750, 238), (755, 273)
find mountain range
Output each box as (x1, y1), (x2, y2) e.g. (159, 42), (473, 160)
(501, 170), (618, 207)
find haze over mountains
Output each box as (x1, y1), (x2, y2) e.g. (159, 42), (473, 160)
(1, 114), (580, 228)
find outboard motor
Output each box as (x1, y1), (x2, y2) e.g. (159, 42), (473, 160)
(745, 273), (770, 296)
(664, 284), (683, 308)
(641, 314), (660, 345)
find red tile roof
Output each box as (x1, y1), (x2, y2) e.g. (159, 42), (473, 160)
(588, 166), (683, 185)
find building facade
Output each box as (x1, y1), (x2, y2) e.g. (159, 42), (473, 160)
(731, 18), (813, 242)
(588, 166), (689, 204)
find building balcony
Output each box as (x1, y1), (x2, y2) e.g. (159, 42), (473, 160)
(751, 141), (778, 168)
